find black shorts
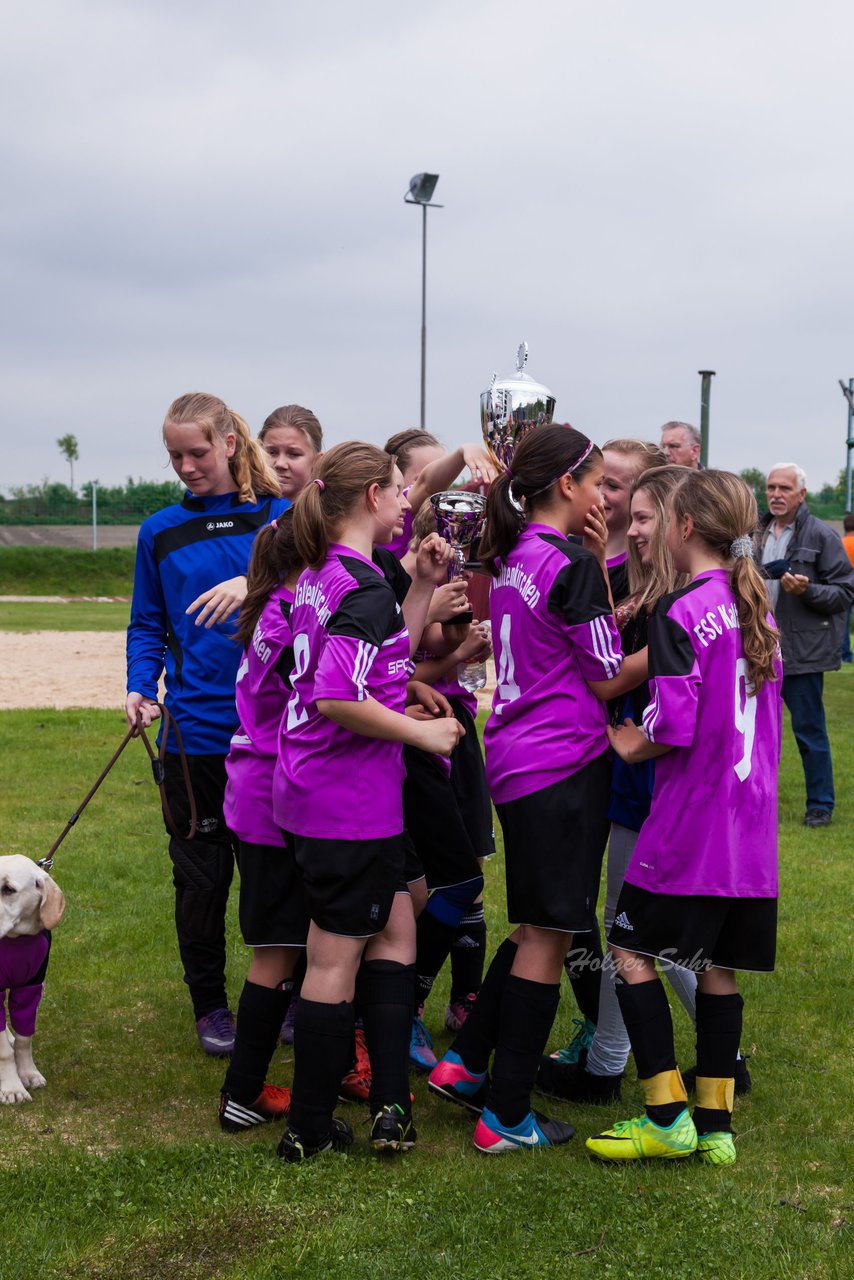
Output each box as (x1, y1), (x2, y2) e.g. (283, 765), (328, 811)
(448, 699), (495, 861)
(235, 839), (309, 948)
(287, 832), (407, 938)
(607, 881), (777, 973)
(495, 753), (611, 933)
(403, 745), (484, 891)
(401, 831), (426, 887)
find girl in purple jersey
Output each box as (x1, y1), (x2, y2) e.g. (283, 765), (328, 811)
(429, 424), (646, 1153)
(553, 438), (668, 1068)
(217, 511), (308, 1133)
(399, 503), (494, 1071)
(588, 469), (781, 1167)
(274, 443), (464, 1161)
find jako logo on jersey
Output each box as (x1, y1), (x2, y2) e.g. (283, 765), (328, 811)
(206, 520), (234, 531)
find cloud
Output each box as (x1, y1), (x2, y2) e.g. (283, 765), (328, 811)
(2, 0), (853, 489)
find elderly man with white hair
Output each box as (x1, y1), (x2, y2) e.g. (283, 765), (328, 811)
(755, 463), (854, 827)
(659, 421), (702, 468)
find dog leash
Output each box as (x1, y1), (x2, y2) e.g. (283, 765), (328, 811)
(37, 703), (197, 872)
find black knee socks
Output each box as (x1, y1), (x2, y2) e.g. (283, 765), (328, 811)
(288, 997), (355, 1145)
(450, 907), (486, 1000)
(616, 976), (684, 1126)
(452, 938), (518, 1075)
(357, 959), (415, 1114)
(414, 913), (458, 1011)
(693, 990), (743, 1135)
(488, 975), (561, 1127)
(222, 980), (292, 1103)
(564, 923), (603, 1024)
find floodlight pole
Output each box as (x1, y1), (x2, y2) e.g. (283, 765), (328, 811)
(406, 174), (442, 430)
(420, 202), (427, 430)
(839, 378), (854, 512)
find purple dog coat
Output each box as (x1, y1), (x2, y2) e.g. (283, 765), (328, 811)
(0, 931), (50, 1037)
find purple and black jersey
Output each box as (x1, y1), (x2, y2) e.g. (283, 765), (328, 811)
(484, 523), (623, 805)
(273, 544), (413, 841)
(223, 585), (294, 848)
(627, 568), (782, 898)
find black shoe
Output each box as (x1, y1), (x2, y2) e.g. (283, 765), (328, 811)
(804, 809), (832, 828)
(682, 1055), (752, 1097)
(277, 1117), (353, 1162)
(536, 1056), (622, 1103)
(370, 1103), (417, 1153)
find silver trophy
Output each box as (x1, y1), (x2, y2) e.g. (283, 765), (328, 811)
(480, 341), (556, 471)
(429, 490), (487, 621)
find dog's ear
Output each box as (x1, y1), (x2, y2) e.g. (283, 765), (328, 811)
(38, 874), (66, 930)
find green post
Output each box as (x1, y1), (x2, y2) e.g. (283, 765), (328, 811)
(698, 370), (715, 467)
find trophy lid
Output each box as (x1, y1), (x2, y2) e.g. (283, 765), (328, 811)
(484, 342), (554, 413)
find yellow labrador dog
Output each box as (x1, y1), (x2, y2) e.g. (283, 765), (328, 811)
(0, 855), (66, 1104)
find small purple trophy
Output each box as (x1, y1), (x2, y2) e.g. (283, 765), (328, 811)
(429, 489), (487, 622)
(480, 341), (556, 472)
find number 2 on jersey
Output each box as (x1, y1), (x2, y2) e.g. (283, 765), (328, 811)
(733, 657), (757, 781)
(495, 613), (521, 712)
(286, 633), (311, 730)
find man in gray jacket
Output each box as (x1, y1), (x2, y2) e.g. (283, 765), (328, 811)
(756, 463), (854, 827)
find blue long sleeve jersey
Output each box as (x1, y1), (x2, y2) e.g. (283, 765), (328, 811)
(126, 490), (289, 754)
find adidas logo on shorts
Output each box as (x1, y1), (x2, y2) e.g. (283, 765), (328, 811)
(614, 911), (633, 931)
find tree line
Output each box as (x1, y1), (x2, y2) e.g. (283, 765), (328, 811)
(0, 479), (185, 525)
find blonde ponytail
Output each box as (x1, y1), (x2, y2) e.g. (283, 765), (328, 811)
(671, 470), (779, 693)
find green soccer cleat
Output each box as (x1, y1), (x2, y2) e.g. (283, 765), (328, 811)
(586, 1109), (698, 1161)
(696, 1130), (736, 1165)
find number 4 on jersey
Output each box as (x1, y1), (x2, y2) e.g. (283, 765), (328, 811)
(494, 613), (521, 713)
(733, 657), (757, 781)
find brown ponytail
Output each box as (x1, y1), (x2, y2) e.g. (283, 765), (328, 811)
(670, 470), (779, 692)
(163, 393), (279, 503)
(384, 429), (441, 474)
(480, 424), (600, 575)
(291, 441), (395, 569)
(235, 510), (303, 651)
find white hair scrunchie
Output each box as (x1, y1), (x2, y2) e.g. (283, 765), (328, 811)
(730, 535), (753, 560)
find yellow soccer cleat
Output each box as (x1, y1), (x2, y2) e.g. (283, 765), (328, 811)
(696, 1130), (737, 1165)
(586, 1109), (698, 1161)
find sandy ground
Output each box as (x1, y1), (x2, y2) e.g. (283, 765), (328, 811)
(0, 629), (494, 712)
(0, 631), (130, 710)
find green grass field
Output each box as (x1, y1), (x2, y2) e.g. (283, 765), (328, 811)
(0, 601), (130, 631)
(0, 676), (852, 1280)
(0, 548), (135, 597)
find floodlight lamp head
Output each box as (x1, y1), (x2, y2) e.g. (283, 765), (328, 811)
(407, 173), (439, 204)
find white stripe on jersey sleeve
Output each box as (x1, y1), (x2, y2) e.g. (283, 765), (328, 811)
(352, 639), (379, 700)
(597, 615), (622, 676)
(590, 616), (620, 679)
(642, 694), (659, 742)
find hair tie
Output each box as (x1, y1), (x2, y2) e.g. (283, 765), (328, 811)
(270, 518), (278, 530)
(314, 478), (326, 491)
(730, 535), (753, 560)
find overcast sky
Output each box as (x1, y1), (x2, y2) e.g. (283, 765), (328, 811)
(3, 0), (853, 493)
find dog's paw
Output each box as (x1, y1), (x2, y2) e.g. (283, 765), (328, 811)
(18, 1068), (46, 1090)
(0, 1084), (33, 1104)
